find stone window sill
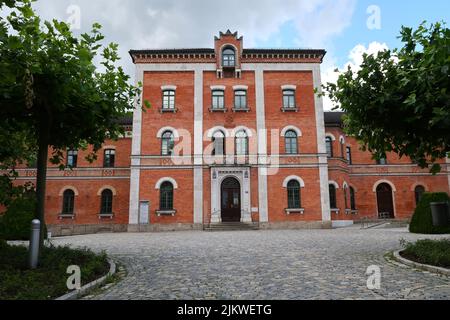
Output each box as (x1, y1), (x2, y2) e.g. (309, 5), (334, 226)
(98, 213), (114, 219)
(156, 210), (177, 217)
(59, 213), (75, 220)
(209, 107), (228, 113)
(285, 208), (305, 215)
(232, 107), (251, 113)
(331, 208), (340, 214)
(160, 108), (178, 114)
(281, 107), (299, 112)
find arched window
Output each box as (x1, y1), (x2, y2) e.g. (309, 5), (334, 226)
(283, 90), (296, 109)
(326, 137), (333, 158)
(160, 182), (174, 210)
(235, 131), (249, 156)
(350, 187), (357, 211)
(344, 186), (349, 209)
(62, 190), (75, 215)
(222, 48), (236, 67)
(287, 180), (301, 209)
(212, 90), (225, 110)
(103, 149), (115, 168)
(340, 141), (345, 158)
(161, 131), (175, 156)
(212, 131), (225, 156)
(285, 130), (298, 154)
(234, 90), (247, 109)
(414, 185), (426, 205)
(100, 189), (113, 214)
(329, 184), (337, 209)
(162, 90), (176, 110)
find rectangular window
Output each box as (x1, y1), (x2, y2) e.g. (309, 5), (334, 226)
(283, 90), (296, 109)
(162, 90), (176, 110)
(67, 150), (78, 168)
(377, 157), (387, 165)
(234, 90), (247, 109)
(104, 149), (116, 168)
(212, 90), (225, 109)
(326, 138), (333, 158)
(288, 188), (301, 209)
(346, 147), (352, 164)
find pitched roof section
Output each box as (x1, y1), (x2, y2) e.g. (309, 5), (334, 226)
(324, 112), (345, 127)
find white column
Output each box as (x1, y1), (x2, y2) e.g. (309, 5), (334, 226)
(129, 65), (144, 225)
(255, 68), (269, 223)
(193, 68), (204, 225)
(313, 64), (331, 223)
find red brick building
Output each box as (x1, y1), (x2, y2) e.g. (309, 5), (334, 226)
(6, 31), (450, 235)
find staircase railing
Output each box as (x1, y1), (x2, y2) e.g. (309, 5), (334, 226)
(359, 214), (392, 229)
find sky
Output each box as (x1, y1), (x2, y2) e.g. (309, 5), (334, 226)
(19, 0), (450, 110)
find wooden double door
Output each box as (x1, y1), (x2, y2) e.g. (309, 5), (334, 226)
(376, 183), (395, 219)
(221, 177), (241, 222)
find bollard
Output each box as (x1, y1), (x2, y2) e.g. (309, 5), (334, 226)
(29, 219), (41, 269)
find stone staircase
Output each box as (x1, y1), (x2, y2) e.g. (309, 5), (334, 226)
(203, 222), (260, 232)
(358, 218), (410, 229)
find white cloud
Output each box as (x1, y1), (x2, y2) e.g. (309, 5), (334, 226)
(29, 0), (356, 77)
(322, 41), (389, 111)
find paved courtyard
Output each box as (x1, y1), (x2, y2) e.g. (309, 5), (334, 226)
(52, 227), (450, 300)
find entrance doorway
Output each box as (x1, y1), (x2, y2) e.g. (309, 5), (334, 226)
(221, 177), (241, 222)
(376, 183), (395, 219)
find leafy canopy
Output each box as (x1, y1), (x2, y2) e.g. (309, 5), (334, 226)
(322, 22), (450, 173)
(0, 0), (146, 167)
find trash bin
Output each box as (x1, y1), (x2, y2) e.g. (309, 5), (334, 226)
(430, 202), (450, 227)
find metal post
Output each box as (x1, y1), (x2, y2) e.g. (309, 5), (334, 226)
(29, 219), (41, 269)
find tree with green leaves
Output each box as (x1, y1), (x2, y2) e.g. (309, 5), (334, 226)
(0, 0), (148, 245)
(322, 22), (450, 173)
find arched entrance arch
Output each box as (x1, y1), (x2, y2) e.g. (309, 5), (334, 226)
(210, 168), (252, 224)
(376, 183), (395, 219)
(221, 177), (241, 222)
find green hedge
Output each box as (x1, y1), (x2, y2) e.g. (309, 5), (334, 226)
(0, 195), (47, 241)
(0, 242), (109, 300)
(401, 239), (450, 268)
(409, 192), (450, 234)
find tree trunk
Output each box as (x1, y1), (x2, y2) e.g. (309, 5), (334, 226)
(35, 113), (49, 248)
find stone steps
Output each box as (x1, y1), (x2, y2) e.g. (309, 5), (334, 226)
(204, 222), (260, 232)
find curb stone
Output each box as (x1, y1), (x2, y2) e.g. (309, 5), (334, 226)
(55, 259), (116, 300)
(392, 250), (450, 276)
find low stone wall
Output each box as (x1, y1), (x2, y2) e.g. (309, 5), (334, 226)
(260, 221), (333, 230)
(48, 220), (333, 236)
(48, 224), (128, 237)
(128, 223), (203, 233)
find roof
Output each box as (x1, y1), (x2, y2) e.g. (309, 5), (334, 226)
(116, 115), (133, 126)
(324, 112), (345, 127)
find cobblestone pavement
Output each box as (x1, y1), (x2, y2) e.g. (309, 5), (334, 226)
(52, 227), (450, 300)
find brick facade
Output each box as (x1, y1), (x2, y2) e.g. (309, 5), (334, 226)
(4, 31), (449, 235)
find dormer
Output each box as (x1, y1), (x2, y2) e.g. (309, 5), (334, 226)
(215, 30), (243, 78)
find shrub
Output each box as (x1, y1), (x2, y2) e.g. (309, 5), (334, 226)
(401, 239), (450, 268)
(0, 242), (109, 300)
(409, 192), (450, 234)
(0, 194), (47, 241)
